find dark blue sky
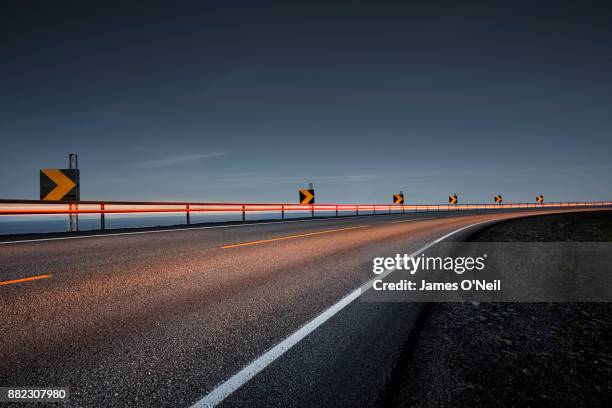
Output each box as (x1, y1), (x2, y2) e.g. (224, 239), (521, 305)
(1, 1), (611, 204)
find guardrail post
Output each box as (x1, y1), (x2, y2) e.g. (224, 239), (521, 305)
(335, 205), (338, 217)
(311, 205), (314, 218)
(388, 206), (391, 215)
(186, 204), (190, 225)
(242, 205), (246, 222)
(281, 204), (285, 220)
(100, 203), (105, 230)
(356, 205), (359, 216)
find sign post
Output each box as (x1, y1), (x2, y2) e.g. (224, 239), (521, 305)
(39, 154), (80, 232)
(68, 154), (79, 232)
(393, 192), (405, 205)
(299, 182), (315, 217)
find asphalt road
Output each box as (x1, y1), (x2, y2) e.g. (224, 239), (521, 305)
(0, 208), (601, 407)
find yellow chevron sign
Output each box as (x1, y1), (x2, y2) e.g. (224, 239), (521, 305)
(40, 169), (79, 201)
(299, 189), (315, 205)
(536, 194), (544, 203)
(393, 193), (404, 204)
(495, 195), (503, 203)
(449, 194), (458, 204)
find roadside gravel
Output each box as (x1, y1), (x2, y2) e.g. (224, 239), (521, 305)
(391, 210), (612, 408)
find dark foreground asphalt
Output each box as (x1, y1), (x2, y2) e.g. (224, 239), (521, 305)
(391, 210), (612, 408)
(0, 208), (603, 407)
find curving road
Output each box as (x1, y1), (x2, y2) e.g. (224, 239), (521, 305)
(0, 208), (600, 407)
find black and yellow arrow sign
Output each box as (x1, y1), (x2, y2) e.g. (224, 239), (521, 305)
(536, 194), (544, 203)
(449, 194), (458, 204)
(495, 195), (503, 203)
(299, 189), (315, 205)
(393, 193), (404, 205)
(40, 169), (79, 201)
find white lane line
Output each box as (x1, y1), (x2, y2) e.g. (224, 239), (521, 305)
(0, 213), (419, 245)
(190, 218), (495, 408)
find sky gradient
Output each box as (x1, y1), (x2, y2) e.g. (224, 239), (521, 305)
(1, 1), (611, 204)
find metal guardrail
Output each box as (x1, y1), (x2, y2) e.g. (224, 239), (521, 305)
(0, 199), (610, 231)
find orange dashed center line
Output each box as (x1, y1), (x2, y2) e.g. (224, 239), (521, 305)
(0, 274), (52, 286)
(221, 225), (369, 249)
(390, 217), (435, 224)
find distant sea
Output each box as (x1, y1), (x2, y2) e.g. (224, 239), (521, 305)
(0, 210), (362, 235)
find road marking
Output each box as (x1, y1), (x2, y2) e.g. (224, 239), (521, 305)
(390, 217), (435, 224)
(221, 225), (369, 249)
(0, 274), (51, 286)
(190, 218), (496, 408)
(0, 213), (412, 245)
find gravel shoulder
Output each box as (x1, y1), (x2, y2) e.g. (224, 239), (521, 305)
(390, 210), (612, 408)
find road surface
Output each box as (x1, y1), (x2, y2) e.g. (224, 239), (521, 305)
(0, 208), (600, 407)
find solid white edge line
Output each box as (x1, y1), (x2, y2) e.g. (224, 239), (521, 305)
(0, 213), (441, 245)
(190, 218), (494, 408)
